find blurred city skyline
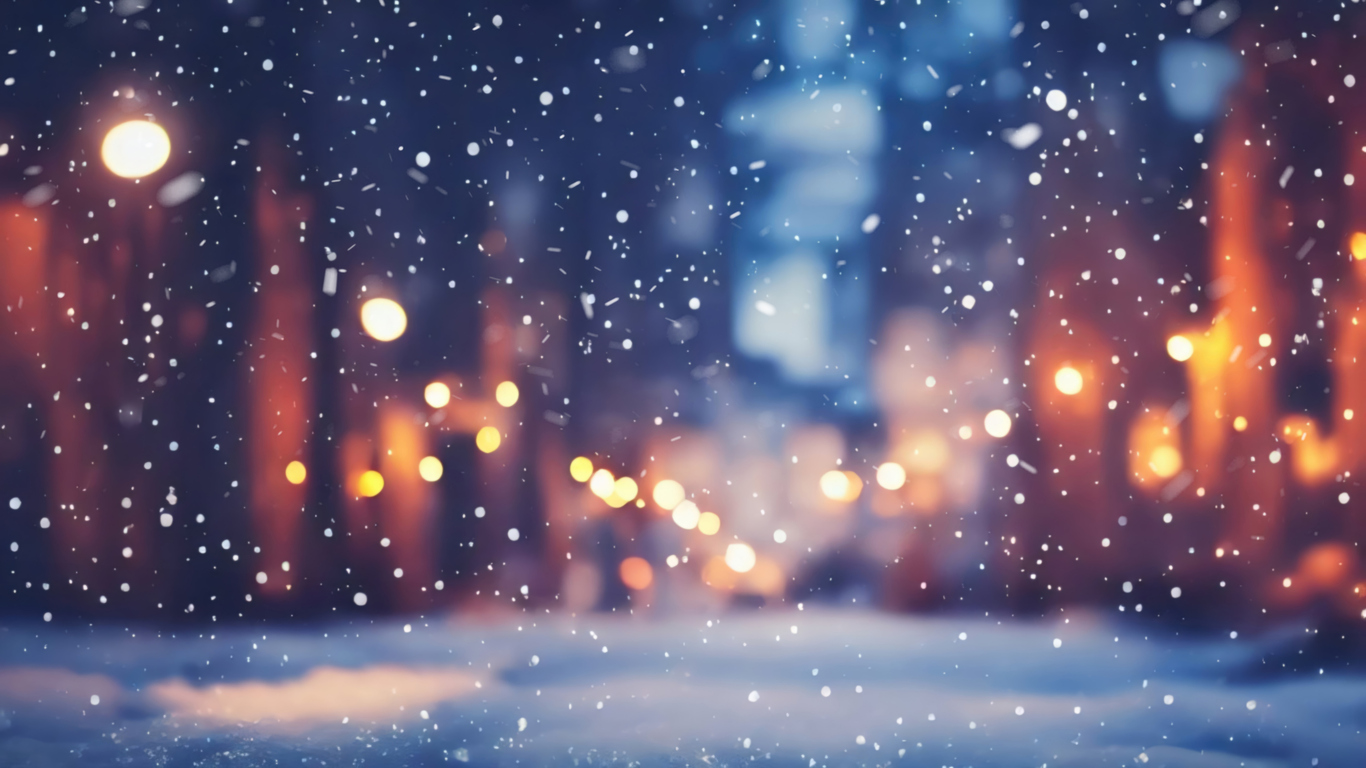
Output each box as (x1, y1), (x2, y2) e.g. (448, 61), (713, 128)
(1, 0), (1364, 637)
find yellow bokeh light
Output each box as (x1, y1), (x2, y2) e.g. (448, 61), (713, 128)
(589, 469), (616, 499)
(819, 469), (850, 500)
(475, 426), (502, 453)
(494, 381), (520, 407)
(652, 479), (685, 510)
(1150, 445), (1183, 478)
(876, 462), (906, 490)
(569, 456), (594, 482)
(724, 542), (757, 574)
(1233, 415), (1248, 432)
(697, 511), (721, 535)
(1166, 335), (1194, 362)
(842, 471), (863, 502)
(1054, 366), (1084, 396)
(613, 476), (639, 503)
(424, 381), (451, 408)
(285, 460), (307, 485)
(1351, 232), (1366, 260)
(983, 409), (1012, 438)
(671, 500), (701, 529)
(357, 470), (385, 497)
(360, 298), (408, 342)
(418, 456), (444, 482)
(957, 425), (973, 440)
(1257, 333), (1272, 348)
(101, 120), (171, 179)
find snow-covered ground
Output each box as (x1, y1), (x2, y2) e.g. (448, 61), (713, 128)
(0, 609), (1361, 766)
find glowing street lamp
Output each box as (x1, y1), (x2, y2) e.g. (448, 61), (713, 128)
(1166, 335), (1194, 362)
(360, 298), (407, 341)
(424, 382), (451, 408)
(1054, 366), (1083, 396)
(101, 120), (171, 179)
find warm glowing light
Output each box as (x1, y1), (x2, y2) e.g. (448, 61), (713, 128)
(101, 120), (171, 179)
(1346, 409), (1355, 422)
(418, 456), (444, 482)
(357, 470), (385, 497)
(569, 456), (594, 482)
(613, 476), (639, 503)
(671, 500), (701, 529)
(359, 298), (408, 342)
(957, 425), (973, 440)
(1257, 333), (1272, 348)
(285, 460), (307, 485)
(725, 543), (757, 573)
(819, 470), (850, 500)
(424, 382), (451, 408)
(1166, 335), (1194, 362)
(619, 557), (654, 590)
(1351, 232), (1366, 260)
(697, 511), (721, 535)
(1233, 415), (1248, 432)
(494, 381), (520, 407)
(652, 479), (685, 510)
(1054, 366), (1083, 396)
(842, 471), (864, 501)
(474, 426), (502, 453)
(1149, 445), (1183, 478)
(876, 462), (906, 490)
(589, 469), (616, 498)
(983, 409), (1012, 438)
(904, 430), (950, 474)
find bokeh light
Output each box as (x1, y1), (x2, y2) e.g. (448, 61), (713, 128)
(357, 470), (385, 497)
(360, 298), (408, 342)
(697, 511), (720, 535)
(285, 460), (307, 485)
(1054, 366), (1084, 396)
(724, 543), (757, 573)
(569, 456), (594, 482)
(1166, 335), (1194, 362)
(671, 500), (700, 529)
(652, 479), (685, 510)
(1149, 445), (1183, 478)
(619, 557), (654, 590)
(819, 469), (850, 500)
(983, 409), (1012, 438)
(875, 462), (906, 490)
(101, 120), (171, 179)
(589, 469), (616, 498)
(494, 381), (519, 407)
(418, 456), (443, 482)
(424, 381), (451, 408)
(474, 426), (502, 453)
(1233, 415), (1248, 432)
(613, 476), (639, 503)
(841, 471), (863, 501)
(1351, 231), (1366, 260)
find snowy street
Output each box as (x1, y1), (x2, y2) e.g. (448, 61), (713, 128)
(1, 611), (1359, 766)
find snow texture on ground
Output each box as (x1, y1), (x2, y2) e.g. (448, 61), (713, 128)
(0, 610), (1361, 766)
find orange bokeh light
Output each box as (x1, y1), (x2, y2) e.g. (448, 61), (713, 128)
(619, 557), (654, 590)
